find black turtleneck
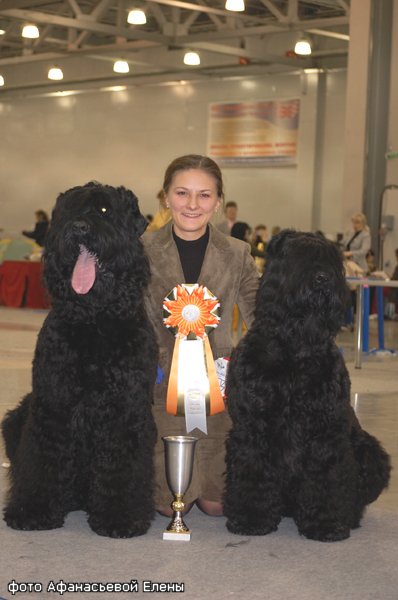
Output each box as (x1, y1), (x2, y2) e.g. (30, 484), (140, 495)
(172, 226), (209, 283)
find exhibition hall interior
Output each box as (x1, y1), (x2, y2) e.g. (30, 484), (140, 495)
(0, 1), (398, 599)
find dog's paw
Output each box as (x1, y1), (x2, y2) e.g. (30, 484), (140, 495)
(226, 518), (277, 536)
(299, 524), (350, 542)
(4, 507), (64, 531)
(88, 516), (151, 538)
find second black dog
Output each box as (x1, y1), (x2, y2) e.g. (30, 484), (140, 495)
(224, 230), (391, 542)
(2, 182), (157, 538)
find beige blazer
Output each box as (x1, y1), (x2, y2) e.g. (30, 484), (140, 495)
(142, 222), (259, 404)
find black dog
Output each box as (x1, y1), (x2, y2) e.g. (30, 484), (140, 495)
(2, 182), (157, 538)
(224, 230), (391, 542)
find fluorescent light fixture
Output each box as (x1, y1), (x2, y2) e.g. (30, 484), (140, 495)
(113, 60), (130, 74)
(48, 67), (63, 81)
(22, 24), (39, 39)
(183, 51), (200, 66)
(294, 38), (312, 56)
(127, 9), (146, 25)
(0, 75), (4, 86)
(225, 0), (245, 11)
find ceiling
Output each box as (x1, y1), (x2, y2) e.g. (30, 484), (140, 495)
(0, 0), (350, 93)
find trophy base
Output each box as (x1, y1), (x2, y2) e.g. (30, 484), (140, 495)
(163, 529), (191, 541)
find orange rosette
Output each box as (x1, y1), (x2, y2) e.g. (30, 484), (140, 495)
(163, 284), (224, 432)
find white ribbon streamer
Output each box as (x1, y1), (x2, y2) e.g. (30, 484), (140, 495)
(178, 339), (209, 434)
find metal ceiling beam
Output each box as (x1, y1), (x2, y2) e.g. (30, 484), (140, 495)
(196, 0), (223, 28)
(180, 40), (312, 67)
(259, 0), (288, 23)
(307, 28), (349, 41)
(0, 0), (63, 9)
(0, 39), (157, 65)
(176, 16), (349, 43)
(145, 0), (256, 22)
(337, 0), (350, 14)
(66, 0), (82, 17)
(287, 0), (298, 22)
(0, 58), (302, 94)
(0, 7), (169, 42)
(73, 0), (114, 47)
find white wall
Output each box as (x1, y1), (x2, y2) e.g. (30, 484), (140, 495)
(0, 70), (346, 238)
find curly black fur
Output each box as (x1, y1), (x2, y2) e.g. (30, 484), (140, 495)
(224, 230), (391, 542)
(2, 182), (158, 538)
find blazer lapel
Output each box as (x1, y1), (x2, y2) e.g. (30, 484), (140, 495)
(198, 224), (230, 290)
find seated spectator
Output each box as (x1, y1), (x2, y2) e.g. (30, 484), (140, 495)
(22, 210), (49, 247)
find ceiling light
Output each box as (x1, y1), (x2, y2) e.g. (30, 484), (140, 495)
(48, 67), (63, 81)
(183, 51), (200, 66)
(0, 75), (4, 86)
(294, 38), (312, 56)
(22, 24), (39, 39)
(0, 29), (6, 35)
(127, 9), (146, 25)
(225, 0), (245, 11)
(113, 60), (130, 74)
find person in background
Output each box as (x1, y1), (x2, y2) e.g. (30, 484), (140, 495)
(253, 224), (268, 246)
(366, 249), (377, 275)
(387, 248), (398, 318)
(230, 221), (252, 243)
(146, 190), (171, 232)
(142, 154), (259, 518)
(342, 212), (371, 319)
(252, 224), (268, 275)
(342, 212), (371, 273)
(217, 201), (238, 235)
(22, 210), (49, 247)
(271, 225), (281, 238)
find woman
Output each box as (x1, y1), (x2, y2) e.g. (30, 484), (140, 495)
(342, 212), (371, 273)
(142, 155), (259, 516)
(22, 210), (49, 247)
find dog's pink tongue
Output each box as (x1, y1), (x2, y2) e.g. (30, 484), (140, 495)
(71, 245), (96, 295)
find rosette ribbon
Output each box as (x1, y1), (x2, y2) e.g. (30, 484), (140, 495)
(163, 284), (225, 434)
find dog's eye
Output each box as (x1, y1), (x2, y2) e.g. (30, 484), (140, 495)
(98, 206), (110, 216)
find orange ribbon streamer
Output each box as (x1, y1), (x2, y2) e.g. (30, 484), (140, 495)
(163, 284), (225, 419)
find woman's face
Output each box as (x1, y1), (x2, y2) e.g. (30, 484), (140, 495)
(352, 217), (364, 232)
(166, 169), (221, 240)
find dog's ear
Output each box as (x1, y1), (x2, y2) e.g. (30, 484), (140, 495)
(266, 228), (296, 259)
(117, 186), (147, 237)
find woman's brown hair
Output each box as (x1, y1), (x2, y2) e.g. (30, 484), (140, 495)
(163, 154), (224, 199)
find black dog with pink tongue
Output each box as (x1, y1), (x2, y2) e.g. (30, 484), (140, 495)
(2, 182), (158, 538)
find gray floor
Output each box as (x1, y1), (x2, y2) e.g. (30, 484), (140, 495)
(0, 307), (397, 600)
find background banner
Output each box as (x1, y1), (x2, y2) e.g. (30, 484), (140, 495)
(207, 99), (300, 166)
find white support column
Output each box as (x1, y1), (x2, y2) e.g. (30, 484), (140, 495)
(341, 0), (372, 226)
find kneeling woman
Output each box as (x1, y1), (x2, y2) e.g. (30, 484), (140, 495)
(142, 154), (259, 516)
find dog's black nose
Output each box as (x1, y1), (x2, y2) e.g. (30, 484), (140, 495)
(315, 272), (329, 285)
(73, 220), (90, 235)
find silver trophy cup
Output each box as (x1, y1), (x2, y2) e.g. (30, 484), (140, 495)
(162, 435), (198, 541)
